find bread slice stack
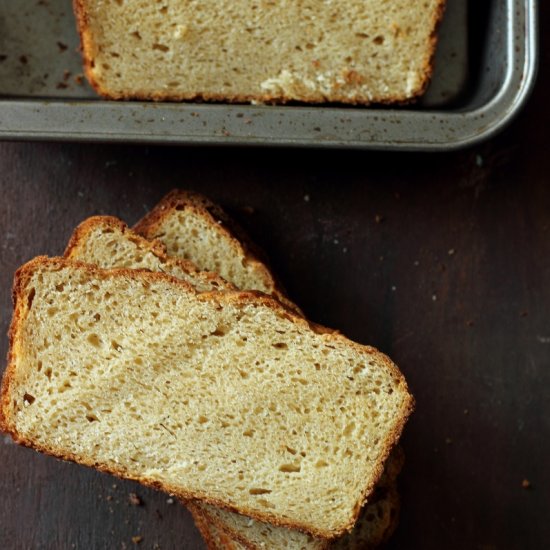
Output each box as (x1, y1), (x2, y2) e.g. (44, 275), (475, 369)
(0, 190), (413, 547)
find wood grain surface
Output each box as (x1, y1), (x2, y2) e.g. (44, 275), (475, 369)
(1, 17), (549, 550)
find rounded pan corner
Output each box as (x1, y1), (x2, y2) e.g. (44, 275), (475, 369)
(427, 0), (539, 152)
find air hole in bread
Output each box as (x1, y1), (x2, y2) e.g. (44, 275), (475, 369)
(111, 340), (123, 351)
(343, 422), (355, 436)
(87, 333), (101, 348)
(27, 288), (36, 310)
(152, 43), (170, 52)
(86, 414), (99, 422)
(279, 463), (301, 473)
(249, 488), (271, 495)
(47, 306), (58, 317)
(272, 342), (287, 350)
(58, 381), (72, 393)
(23, 393), (35, 405)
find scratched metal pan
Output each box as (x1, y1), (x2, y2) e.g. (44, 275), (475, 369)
(0, 0), (538, 150)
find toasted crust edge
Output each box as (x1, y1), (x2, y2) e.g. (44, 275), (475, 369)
(189, 503), (244, 550)
(0, 256), (413, 539)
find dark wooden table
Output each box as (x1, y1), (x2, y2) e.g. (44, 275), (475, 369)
(1, 20), (549, 550)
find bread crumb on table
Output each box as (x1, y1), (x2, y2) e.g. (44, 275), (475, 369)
(129, 492), (143, 506)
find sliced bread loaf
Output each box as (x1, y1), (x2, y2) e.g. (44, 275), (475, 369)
(73, 0), (446, 104)
(1, 257), (412, 538)
(134, 190), (300, 313)
(64, 215), (235, 293)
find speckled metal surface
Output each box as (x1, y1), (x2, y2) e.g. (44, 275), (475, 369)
(0, 0), (538, 149)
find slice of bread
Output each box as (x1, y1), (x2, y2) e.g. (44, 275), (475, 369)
(194, 447), (404, 550)
(189, 504), (246, 550)
(1, 257), (412, 538)
(64, 215), (235, 293)
(73, 1), (446, 104)
(134, 190), (300, 314)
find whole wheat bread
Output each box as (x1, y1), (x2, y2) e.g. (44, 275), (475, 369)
(1, 257), (412, 538)
(73, 0), (446, 104)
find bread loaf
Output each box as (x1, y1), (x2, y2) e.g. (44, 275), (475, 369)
(1, 257), (412, 538)
(73, 0), (446, 104)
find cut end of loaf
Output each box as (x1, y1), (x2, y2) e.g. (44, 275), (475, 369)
(2, 257), (412, 538)
(74, 0), (446, 104)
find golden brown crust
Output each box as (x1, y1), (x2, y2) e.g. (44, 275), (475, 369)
(1, 256), (413, 539)
(63, 215), (236, 292)
(134, 190), (303, 315)
(189, 502), (244, 550)
(188, 504), (219, 550)
(196, 505), (304, 550)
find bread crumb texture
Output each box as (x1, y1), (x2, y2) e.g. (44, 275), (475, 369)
(2, 259), (411, 537)
(65, 216), (234, 293)
(76, 0), (445, 103)
(196, 446), (404, 549)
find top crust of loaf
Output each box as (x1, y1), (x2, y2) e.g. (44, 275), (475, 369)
(134, 190), (300, 314)
(73, 0), (446, 104)
(1, 256), (413, 538)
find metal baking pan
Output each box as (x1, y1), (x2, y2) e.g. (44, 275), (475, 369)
(0, 0), (538, 150)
